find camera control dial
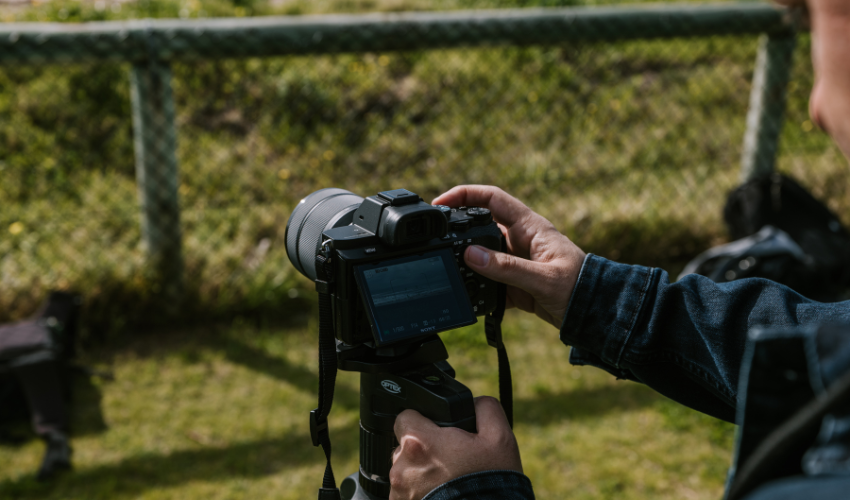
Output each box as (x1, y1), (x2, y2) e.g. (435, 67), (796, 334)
(466, 207), (492, 223)
(433, 205), (453, 220)
(450, 219), (470, 231)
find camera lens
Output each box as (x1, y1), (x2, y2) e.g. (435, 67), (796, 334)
(285, 188), (364, 280)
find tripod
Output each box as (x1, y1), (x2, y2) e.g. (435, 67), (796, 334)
(335, 336), (477, 500)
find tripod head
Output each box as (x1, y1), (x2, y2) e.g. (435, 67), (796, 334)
(337, 336), (476, 499)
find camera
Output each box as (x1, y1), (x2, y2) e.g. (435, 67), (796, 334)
(286, 188), (509, 499)
(285, 188), (503, 348)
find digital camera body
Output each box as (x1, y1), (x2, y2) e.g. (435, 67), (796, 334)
(286, 188), (503, 347)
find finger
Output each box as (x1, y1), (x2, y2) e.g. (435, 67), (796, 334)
(472, 396), (511, 435)
(432, 185), (536, 228)
(392, 442), (403, 464)
(504, 285), (520, 310)
(472, 397), (523, 474)
(394, 409), (439, 441)
(505, 285), (535, 313)
(464, 245), (553, 296)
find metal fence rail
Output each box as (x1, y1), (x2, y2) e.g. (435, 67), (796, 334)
(1, 4), (790, 62)
(0, 2), (799, 318)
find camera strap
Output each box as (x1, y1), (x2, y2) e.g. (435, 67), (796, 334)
(485, 239), (513, 428)
(311, 254), (341, 500)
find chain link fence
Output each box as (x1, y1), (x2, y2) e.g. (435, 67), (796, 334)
(0, 0), (842, 336)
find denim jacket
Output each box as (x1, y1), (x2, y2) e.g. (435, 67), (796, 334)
(423, 255), (850, 500)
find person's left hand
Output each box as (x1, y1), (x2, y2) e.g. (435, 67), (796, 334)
(389, 396), (523, 500)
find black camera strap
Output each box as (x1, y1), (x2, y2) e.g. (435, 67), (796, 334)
(311, 254), (341, 500)
(485, 239), (513, 428)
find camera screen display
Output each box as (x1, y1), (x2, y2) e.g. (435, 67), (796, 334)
(354, 248), (476, 346)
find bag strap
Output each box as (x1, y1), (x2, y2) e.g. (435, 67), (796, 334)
(312, 253), (341, 500)
(485, 238), (513, 428)
(726, 367), (850, 500)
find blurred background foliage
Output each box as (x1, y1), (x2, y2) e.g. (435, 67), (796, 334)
(0, 0), (844, 341)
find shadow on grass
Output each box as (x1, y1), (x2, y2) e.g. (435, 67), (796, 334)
(219, 335), (361, 411)
(0, 422), (361, 499)
(71, 373), (109, 437)
(572, 214), (721, 271)
(515, 380), (663, 426)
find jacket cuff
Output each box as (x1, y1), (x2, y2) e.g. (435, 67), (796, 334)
(423, 470), (534, 500)
(560, 254), (656, 369)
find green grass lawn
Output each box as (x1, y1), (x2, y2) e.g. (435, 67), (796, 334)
(0, 310), (735, 499)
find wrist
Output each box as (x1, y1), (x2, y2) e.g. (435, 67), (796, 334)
(422, 470), (534, 500)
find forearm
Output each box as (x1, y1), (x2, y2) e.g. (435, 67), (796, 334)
(561, 255), (850, 422)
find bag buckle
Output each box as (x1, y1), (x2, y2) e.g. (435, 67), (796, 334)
(315, 279), (331, 294)
(485, 315), (502, 349)
(309, 409), (328, 447)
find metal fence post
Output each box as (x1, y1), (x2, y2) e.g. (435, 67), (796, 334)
(740, 33), (796, 182)
(130, 60), (184, 305)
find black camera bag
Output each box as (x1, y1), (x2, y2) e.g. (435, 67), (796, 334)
(723, 173), (850, 299)
(0, 291), (81, 480)
(681, 174), (850, 301)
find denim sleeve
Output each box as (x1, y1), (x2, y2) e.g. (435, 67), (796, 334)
(561, 254), (850, 422)
(422, 470), (535, 500)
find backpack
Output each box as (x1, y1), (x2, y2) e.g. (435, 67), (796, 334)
(0, 291), (82, 480)
(680, 174), (850, 301)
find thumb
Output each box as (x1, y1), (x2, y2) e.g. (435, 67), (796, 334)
(464, 245), (549, 296)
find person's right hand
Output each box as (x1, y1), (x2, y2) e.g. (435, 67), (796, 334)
(432, 185), (586, 329)
(389, 396), (522, 500)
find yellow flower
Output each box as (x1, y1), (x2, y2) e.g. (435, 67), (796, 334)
(9, 222), (24, 235)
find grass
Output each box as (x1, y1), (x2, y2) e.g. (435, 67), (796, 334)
(0, 311), (736, 499)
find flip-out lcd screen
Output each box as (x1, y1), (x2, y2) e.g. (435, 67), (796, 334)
(354, 249), (476, 345)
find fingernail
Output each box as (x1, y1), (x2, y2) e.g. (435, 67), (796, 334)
(466, 245), (489, 267)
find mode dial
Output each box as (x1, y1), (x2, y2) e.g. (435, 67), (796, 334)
(466, 207), (492, 223)
(433, 205), (453, 220)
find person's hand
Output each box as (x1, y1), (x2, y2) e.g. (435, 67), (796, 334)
(433, 185), (586, 328)
(390, 396), (522, 500)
